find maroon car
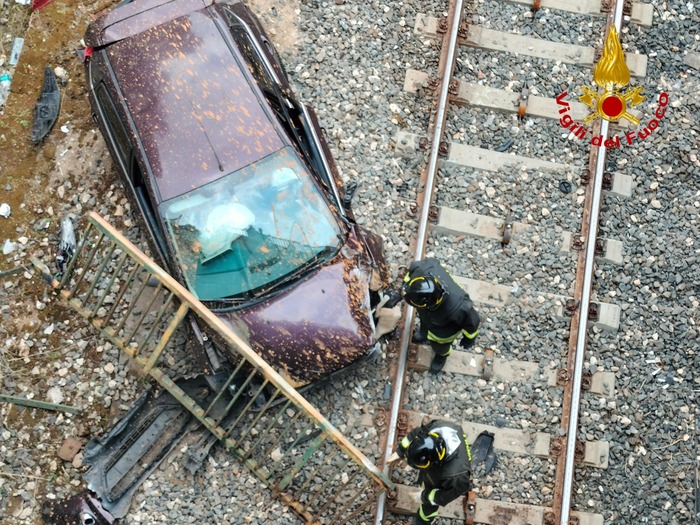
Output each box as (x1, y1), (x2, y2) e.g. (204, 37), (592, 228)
(84, 0), (390, 385)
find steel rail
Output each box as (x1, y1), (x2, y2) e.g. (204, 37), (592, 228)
(557, 2), (625, 524)
(373, 0), (465, 523)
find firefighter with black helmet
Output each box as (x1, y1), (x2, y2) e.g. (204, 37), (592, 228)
(401, 258), (480, 373)
(395, 420), (472, 525)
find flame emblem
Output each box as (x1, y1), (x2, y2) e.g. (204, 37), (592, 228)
(579, 26), (645, 125)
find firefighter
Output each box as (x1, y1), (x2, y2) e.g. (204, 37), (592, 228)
(401, 258), (480, 373)
(396, 420), (472, 525)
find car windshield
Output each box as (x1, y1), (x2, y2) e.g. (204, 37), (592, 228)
(160, 147), (343, 301)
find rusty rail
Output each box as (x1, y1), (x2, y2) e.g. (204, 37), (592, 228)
(552, 2), (626, 524)
(374, 0), (465, 523)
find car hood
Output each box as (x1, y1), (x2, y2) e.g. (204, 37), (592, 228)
(217, 248), (377, 386)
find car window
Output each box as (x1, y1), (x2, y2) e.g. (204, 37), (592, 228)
(160, 147), (343, 302)
(94, 83), (132, 166)
(228, 22), (274, 91)
(226, 16), (284, 117)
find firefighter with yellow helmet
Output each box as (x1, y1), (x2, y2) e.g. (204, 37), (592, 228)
(396, 420), (472, 525)
(401, 258), (480, 373)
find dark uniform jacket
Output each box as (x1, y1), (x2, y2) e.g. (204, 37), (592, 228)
(407, 258), (480, 341)
(404, 420), (472, 506)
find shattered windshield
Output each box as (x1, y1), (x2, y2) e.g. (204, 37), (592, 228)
(160, 147), (343, 301)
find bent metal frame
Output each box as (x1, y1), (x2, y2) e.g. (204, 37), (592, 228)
(34, 211), (394, 525)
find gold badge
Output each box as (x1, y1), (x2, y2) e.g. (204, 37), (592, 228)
(578, 27), (645, 125)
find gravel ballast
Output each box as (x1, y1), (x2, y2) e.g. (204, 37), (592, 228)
(1, 1), (697, 524)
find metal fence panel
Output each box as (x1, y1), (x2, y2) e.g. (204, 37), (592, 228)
(34, 212), (393, 524)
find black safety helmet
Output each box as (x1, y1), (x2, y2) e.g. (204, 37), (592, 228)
(402, 274), (445, 310)
(406, 432), (447, 469)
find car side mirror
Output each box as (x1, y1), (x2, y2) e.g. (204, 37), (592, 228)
(342, 180), (361, 209)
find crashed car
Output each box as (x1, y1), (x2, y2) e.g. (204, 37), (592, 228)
(83, 0), (392, 386)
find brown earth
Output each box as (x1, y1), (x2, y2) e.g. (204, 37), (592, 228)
(0, 0), (113, 239)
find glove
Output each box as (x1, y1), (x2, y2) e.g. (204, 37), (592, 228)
(384, 287), (403, 309)
(460, 335), (475, 349)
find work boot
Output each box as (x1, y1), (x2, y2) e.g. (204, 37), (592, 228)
(413, 514), (431, 525)
(429, 354), (447, 374)
(412, 329), (428, 344)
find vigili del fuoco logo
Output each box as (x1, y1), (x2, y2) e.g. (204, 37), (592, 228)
(556, 26), (669, 149)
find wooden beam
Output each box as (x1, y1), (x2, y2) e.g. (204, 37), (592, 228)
(405, 69), (641, 127)
(415, 16), (648, 77)
(500, 0), (654, 27)
(389, 484), (604, 524)
(409, 346), (615, 398)
(394, 131), (572, 173)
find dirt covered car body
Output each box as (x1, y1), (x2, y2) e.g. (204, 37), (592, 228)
(83, 0), (390, 385)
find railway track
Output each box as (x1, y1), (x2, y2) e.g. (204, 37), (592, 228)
(372, 0), (656, 524)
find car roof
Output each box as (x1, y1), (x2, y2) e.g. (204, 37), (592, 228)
(85, 0), (216, 47)
(105, 6), (285, 201)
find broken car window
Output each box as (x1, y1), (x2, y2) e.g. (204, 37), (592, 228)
(160, 146), (342, 301)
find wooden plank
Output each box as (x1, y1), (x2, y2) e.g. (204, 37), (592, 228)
(405, 69), (640, 126)
(450, 275), (620, 330)
(500, 0), (654, 27)
(390, 484), (604, 525)
(394, 131), (572, 172)
(437, 206), (622, 267)
(453, 276), (513, 308)
(415, 15), (648, 77)
(448, 142), (571, 172)
(465, 25), (648, 78)
(502, 0), (603, 15)
(410, 344), (543, 383)
(411, 344), (615, 398)
(434, 207), (530, 241)
(402, 409), (549, 456)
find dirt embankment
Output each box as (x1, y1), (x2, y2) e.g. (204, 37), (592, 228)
(0, 0), (117, 253)
(1, 2), (124, 522)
